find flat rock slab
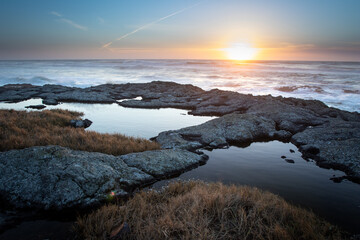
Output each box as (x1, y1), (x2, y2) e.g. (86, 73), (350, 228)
(0, 146), (208, 210)
(156, 113), (292, 150)
(24, 104), (46, 110)
(292, 121), (360, 179)
(0, 146), (153, 210)
(121, 149), (208, 177)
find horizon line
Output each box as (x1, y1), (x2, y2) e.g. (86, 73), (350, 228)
(0, 58), (359, 63)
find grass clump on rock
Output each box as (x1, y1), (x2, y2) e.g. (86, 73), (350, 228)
(75, 181), (342, 240)
(0, 109), (160, 155)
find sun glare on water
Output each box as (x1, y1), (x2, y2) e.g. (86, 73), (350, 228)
(224, 43), (258, 61)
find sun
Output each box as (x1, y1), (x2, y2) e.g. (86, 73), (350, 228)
(224, 43), (258, 61)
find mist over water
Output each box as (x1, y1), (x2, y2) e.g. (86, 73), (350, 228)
(0, 60), (359, 112)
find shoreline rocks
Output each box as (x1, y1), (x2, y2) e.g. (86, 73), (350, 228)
(0, 81), (360, 209)
(292, 120), (360, 181)
(156, 113), (292, 151)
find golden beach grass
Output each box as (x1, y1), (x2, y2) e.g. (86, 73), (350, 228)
(0, 109), (160, 155)
(75, 181), (342, 240)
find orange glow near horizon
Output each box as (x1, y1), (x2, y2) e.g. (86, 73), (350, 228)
(223, 43), (259, 61)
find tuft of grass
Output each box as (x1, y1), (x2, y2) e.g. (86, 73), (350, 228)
(0, 109), (160, 155)
(75, 181), (343, 240)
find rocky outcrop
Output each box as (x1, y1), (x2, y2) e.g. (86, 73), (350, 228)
(156, 113), (291, 150)
(0, 146), (151, 209)
(0, 146), (207, 210)
(154, 109), (360, 181)
(70, 119), (93, 128)
(1, 81), (360, 186)
(120, 149), (208, 177)
(292, 120), (360, 180)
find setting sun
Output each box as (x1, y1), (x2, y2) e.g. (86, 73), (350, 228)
(224, 43), (258, 61)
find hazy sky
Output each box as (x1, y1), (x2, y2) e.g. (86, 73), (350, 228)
(1, 0), (360, 60)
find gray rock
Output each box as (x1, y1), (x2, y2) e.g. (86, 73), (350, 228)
(25, 104), (46, 110)
(42, 98), (58, 105)
(285, 159), (295, 164)
(121, 149), (207, 177)
(292, 120), (360, 179)
(0, 146), (154, 209)
(246, 100), (327, 133)
(0, 146), (212, 209)
(156, 113), (292, 150)
(154, 131), (203, 150)
(55, 89), (115, 103)
(70, 119), (92, 128)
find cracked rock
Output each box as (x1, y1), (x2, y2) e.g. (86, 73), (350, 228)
(0, 146), (153, 210)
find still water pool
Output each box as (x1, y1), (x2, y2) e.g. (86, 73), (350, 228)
(152, 141), (360, 233)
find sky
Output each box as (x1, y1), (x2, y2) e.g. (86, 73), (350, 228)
(1, 0), (360, 61)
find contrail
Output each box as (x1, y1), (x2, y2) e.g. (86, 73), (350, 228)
(102, 1), (204, 49)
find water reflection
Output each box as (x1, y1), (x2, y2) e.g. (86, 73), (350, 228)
(152, 141), (360, 234)
(0, 99), (215, 139)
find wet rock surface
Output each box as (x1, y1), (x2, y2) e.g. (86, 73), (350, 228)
(0, 146), (206, 210)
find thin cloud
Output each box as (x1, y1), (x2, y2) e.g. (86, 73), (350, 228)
(102, 42), (113, 48)
(50, 11), (62, 17)
(59, 18), (88, 31)
(102, 1), (205, 49)
(51, 11), (88, 31)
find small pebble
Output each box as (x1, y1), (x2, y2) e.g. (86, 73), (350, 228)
(285, 159), (295, 164)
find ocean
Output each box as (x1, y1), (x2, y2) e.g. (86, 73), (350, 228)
(0, 59), (359, 112)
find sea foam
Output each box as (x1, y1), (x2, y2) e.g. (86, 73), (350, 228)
(0, 60), (359, 112)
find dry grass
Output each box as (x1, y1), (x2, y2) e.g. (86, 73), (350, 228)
(75, 181), (343, 240)
(0, 109), (160, 155)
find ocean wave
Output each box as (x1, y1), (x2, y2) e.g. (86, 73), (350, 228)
(207, 75), (235, 79)
(5, 76), (55, 85)
(212, 82), (242, 88)
(1, 60), (359, 112)
(276, 85), (325, 94)
(343, 89), (360, 94)
(186, 61), (210, 65)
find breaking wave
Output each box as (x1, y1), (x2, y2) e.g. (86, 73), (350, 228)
(0, 60), (359, 112)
